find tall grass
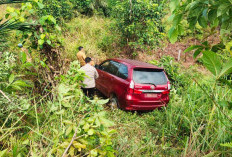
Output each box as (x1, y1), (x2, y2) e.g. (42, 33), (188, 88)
(0, 5), (7, 18)
(61, 16), (120, 63)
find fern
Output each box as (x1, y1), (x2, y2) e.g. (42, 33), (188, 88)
(220, 142), (232, 148)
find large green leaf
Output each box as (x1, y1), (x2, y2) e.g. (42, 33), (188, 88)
(185, 1), (200, 11)
(9, 73), (15, 84)
(217, 59), (232, 79)
(168, 27), (178, 44)
(202, 51), (222, 77)
(198, 15), (207, 28)
(12, 80), (32, 87)
(173, 14), (182, 26)
(20, 51), (27, 63)
(188, 16), (198, 30)
(208, 9), (217, 23)
(184, 45), (202, 53)
(169, 0), (179, 12)
(217, 3), (230, 17)
(89, 99), (109, 105)
(193, 48), (203, 59)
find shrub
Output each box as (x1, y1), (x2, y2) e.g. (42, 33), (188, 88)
(111, 0), (166, 51)
(40, 0), (111, 22)
(40, 0), (75, 22)
(70, 0), (110, 16)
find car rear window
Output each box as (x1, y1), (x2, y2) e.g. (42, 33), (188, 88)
(133, 68), (167, 85)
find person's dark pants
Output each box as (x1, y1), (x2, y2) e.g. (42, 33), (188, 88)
(81, 88), (95, 99)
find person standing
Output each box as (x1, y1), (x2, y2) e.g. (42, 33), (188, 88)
(80, 57), (99, 98)
(77, 46), (86, 67)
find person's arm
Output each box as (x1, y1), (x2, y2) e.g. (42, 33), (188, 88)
(94, 68), (99, 79)
(82, 53), (86, 60)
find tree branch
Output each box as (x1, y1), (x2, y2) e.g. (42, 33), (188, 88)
(62, 111), (90, 157)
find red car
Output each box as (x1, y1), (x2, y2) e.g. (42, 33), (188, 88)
(95, 58), (171, 111)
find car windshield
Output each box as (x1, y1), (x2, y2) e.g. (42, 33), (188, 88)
(133, 68), (167, 85)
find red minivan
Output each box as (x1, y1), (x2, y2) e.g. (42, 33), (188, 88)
(95, 59), (170, 111)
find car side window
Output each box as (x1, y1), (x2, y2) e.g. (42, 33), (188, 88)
(99, 61), (110, 72)
(108, 61), (120, 75)
(117, 64), (128, 79)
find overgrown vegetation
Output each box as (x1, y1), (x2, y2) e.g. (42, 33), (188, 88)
(0, 0), (231, 156)
(111, 0), (166, 52)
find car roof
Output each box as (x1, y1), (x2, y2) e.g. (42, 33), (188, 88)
(109, 58), (163, 69)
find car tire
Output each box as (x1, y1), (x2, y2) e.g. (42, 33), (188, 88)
(110, 95), (119, 110)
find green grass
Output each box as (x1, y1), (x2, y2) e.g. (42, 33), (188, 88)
(61, 16), (120, 63)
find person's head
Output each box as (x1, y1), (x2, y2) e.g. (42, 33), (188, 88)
(85, 57), (92, 64)
(78, 46), (83, 51)
(85, 57), (94, 66)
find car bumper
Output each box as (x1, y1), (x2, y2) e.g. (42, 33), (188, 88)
(124, 100), (169, 111)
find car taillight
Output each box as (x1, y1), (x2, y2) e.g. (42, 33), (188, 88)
(129, 80), (135, 89)
(168, 82), (171, 90)
(134, 89), (142, 94)
(162, 90), (170, 94)
(128, 80), (142, 94)
(128, 80), (134, 94)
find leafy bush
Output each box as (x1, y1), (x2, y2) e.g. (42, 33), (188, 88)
(70, 0), (110, 16)
(111, 0), (166, 50)
(5, 1), (62, 50)
(169, 0), (232, 45)
(40, 0), (110, 22)
(40, 0), (75, 22)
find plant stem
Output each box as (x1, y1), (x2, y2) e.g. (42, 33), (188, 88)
(34, 101), (39, 131)
(193, 79), (232, 122)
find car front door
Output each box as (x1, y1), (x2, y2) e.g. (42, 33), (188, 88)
(104, 61), (121, 97)
(96, 60), (111, 96)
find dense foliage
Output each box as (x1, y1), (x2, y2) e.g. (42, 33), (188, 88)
(168, 0), (232, 103)
(39, 0), (167, 51)
(111, 0), (165, 51)
(39, 0), (110, 22)
(0, 59), (116, 156)
(169, 0), (232, 45)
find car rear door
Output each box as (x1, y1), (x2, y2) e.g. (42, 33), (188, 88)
(132, 68), (169, 103)
(114, 63), (129, 108)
